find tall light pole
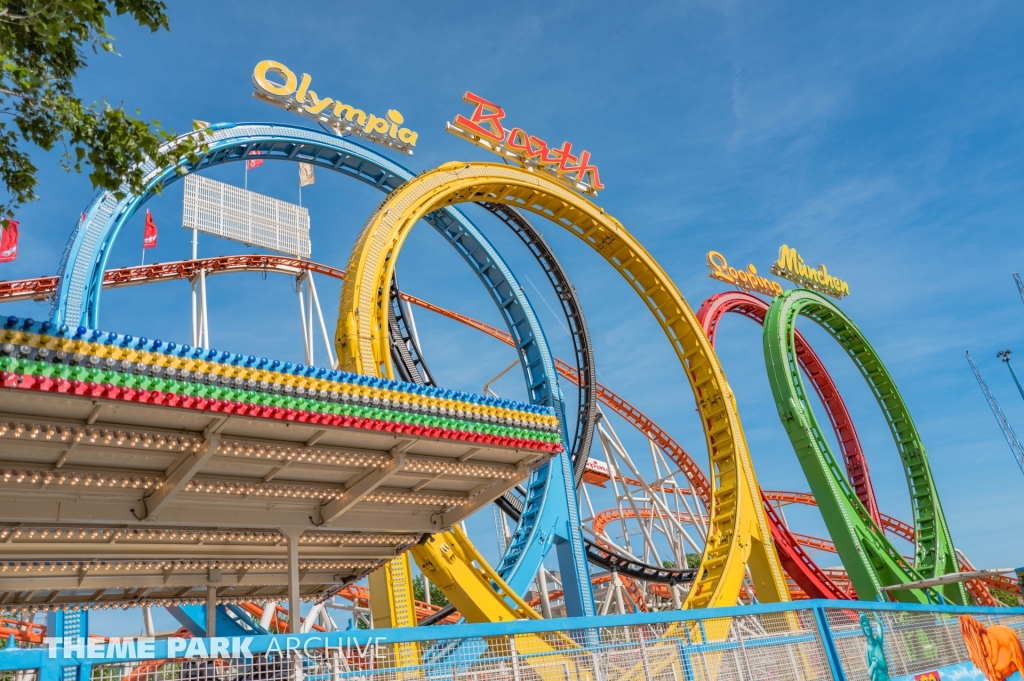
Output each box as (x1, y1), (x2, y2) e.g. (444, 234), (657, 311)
(997, 350), (1024, 403)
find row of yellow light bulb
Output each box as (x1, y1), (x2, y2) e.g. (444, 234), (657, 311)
(8, 330), (558, 429)
(0, 468), (158, 488)
(218, 440), (522, 480)
(0, 421), (199, 451)
(0, 459), (482, 506)
(183, 479), (468, 507)
(0, 466), (465, 506)
(0, 419), (520, 482)
(20, 592), (345, 612)
(0, 559), (378, 572)
(0, 527), (416, 545)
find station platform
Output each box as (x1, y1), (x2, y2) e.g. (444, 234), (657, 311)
(0, 316), (558, 611)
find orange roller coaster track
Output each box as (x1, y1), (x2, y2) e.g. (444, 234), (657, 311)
(0, 258), (1009, 608)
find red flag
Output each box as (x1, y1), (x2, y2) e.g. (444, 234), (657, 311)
(246, 150), (264, 170)
(143, 210), (158, 249)
(0, 221), (19, 263)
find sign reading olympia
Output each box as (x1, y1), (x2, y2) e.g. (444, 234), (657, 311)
(446, 92), (604, 196)
(707, 251), (783, 297)
(252, 60), (418, 155)
(770, 244), (850, 299)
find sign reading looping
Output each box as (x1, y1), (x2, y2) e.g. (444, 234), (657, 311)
(706, 251), (783, 297)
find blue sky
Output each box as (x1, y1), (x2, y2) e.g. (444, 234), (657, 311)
(5, 0), (1024, 629)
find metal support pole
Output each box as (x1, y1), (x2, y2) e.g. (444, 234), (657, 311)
(812, 606), (848, 681)
(671, 584), (683, 609)
(260, 602), (276, 630)
(1006, 358), (1024, 404)
(537, 567), (553, 619)
(598, 573), (616, 616)
(306, 275), (315, 364)
(612, 572), (627, 615)
(483, 360), (519, 397)
(296, 275), (313, 366)
(190, 278), (199, 347)
(775, 500), (791, 529)
(301, 602), (324, 633)
(306, 273), (336, 368)
(143, 607), (155, 637)
(281, 527), (303, 632)
(206, 586), (217, 637)
(190, 228), (202, 348)
(199, 269), (210, 348)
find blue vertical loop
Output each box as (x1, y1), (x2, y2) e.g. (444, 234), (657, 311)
(51, 123), (593, 617)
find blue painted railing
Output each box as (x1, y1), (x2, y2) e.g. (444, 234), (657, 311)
(5, 600), (1021, 681)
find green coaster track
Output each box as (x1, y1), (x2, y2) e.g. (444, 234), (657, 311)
(763, 289), (966, 605)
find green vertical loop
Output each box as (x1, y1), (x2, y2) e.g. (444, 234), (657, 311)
(763, 289), (966, 604)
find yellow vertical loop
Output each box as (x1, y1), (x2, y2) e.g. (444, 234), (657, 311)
(336, 162), (788, 613)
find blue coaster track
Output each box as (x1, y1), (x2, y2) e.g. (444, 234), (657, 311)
(50, 122), (594, 618)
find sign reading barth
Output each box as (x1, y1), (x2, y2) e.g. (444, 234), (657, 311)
(182, 175), (311, 259)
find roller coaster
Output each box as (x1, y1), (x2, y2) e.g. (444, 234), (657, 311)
(0, 120), (1012, 669)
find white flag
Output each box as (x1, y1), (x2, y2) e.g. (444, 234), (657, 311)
(299, 163), (315, 187)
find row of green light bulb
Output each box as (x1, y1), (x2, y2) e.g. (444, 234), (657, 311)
(0, 356), (560, 444)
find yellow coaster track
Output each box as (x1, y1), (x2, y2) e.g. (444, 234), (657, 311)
(334, 162), (789, 620)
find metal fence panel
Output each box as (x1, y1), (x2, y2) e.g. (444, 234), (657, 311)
(11, 602), (1024, 681)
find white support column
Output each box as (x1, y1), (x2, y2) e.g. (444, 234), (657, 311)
(301, 602), (324, 633)
(775, 500), (791, 529)
(259, 601), (277, 630)
(199, 269), (210, 348)
(143, 607), (155, 637)
(190, 229), (199, 350)
(190, 278), (199, 347)
(281, 527), (303, 633)
(612, 572), (627, 615)
(206, 586), (217, 637)
(671, 584), (683, 609)
(537, 567), (553, 619)
(296, 275), (313, 366)
(306, 275), (315, 365)
(306, 273), (336, 368)
(599, 573), (616, 616)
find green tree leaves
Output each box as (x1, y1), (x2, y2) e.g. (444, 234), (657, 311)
(0, 1), (206, 223)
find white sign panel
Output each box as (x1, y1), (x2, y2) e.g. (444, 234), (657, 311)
(182, 174), (311, 259)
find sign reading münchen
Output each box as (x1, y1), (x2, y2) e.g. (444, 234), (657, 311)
(182, 174), (311, 259)
(770, 244), (849, 299)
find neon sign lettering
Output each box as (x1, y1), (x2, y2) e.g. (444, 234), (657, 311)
(770, 244), (850, 299)
(707, 251), (783, 297)
(447, 92), (604, 196)
(252, 60), (418, 155)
